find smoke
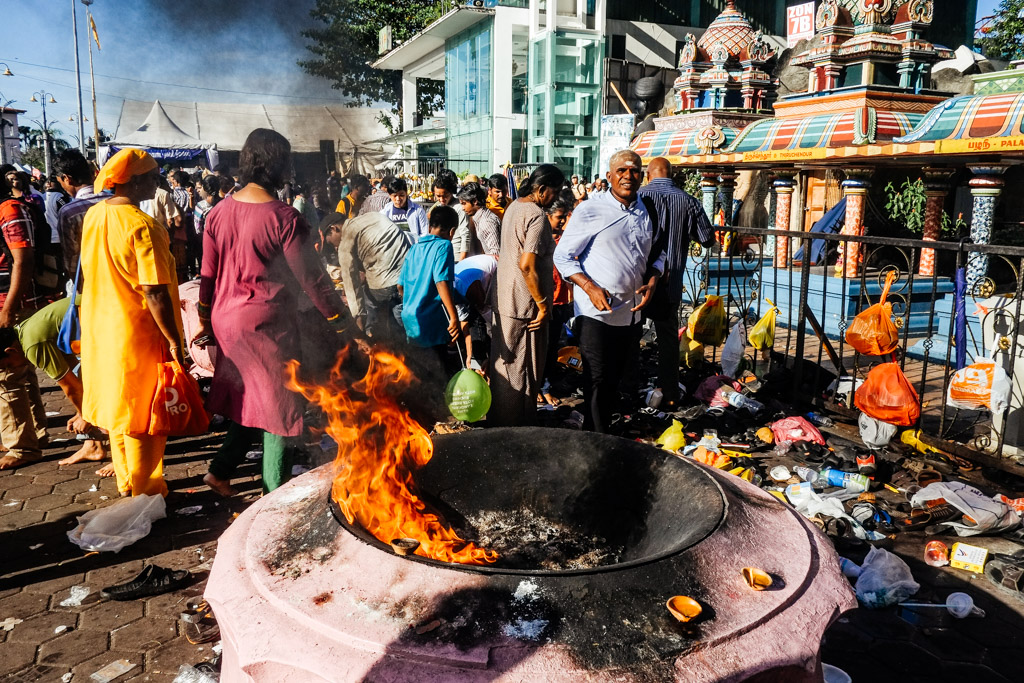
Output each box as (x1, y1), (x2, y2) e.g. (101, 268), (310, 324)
(113, 0), (339, 102)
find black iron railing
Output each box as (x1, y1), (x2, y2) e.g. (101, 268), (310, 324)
(681, 227), (1024, 471)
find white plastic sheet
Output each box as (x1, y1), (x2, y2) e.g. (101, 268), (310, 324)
(67, 494), (166, 552)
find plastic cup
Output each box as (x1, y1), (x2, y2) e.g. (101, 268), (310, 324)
(899, 592), (985, 619)
(923, 540), (949, 567)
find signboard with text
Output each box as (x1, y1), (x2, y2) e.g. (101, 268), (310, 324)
(787, 2), (816, 47)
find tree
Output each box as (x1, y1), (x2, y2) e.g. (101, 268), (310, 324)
(977, 0), (1024, 61)
(300, 0), (446, 129)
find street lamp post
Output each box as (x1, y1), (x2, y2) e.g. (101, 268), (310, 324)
(72, 0), (86, 155)
(30, 91), (57, 178)
(82, 1), (99, 161)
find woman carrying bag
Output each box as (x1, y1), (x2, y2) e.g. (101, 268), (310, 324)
(80, 149), (187, 498)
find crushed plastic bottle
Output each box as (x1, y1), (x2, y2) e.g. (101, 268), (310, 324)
(805, 411), (835, 427)
(720, 388), (764, 415)
(820, 468), (870, 493)
(794, 466), (820, 484)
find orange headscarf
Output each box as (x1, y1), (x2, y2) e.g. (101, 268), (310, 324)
(94, 148), (158, 194)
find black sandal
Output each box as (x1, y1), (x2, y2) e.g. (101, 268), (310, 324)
(100, 565), (191, 601)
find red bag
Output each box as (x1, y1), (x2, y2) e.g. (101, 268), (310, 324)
(770, 416), (826, 446)
(149, 360), (210, 437)
(845, 271), (900, 356)
(854, 362), (920, 426)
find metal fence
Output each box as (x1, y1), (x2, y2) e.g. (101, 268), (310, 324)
(681, 227), (1024, 471)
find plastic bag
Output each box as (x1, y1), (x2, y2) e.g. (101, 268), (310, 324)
(845, 271), (900, 356)
(748, 299), (778, 351)
(858, 412), (896, 449)
(721, 322), (746, 378)
(445, 369), (491, 422)
(770, 416), (826, 446)
(855, 546), (920, 608)
(854, 362), (920, 426)
(149, 360), (210, 437)
(656, 419), (686, 453)
(67, 494), (167, 552)
(687, 295), (726, 346)
(947, 357), (1011, 413)
(679, 329), (705, 369)
(910, 481), (1020, 537)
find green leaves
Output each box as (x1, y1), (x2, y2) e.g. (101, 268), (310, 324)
(976, 0), (1024, 61)
(299, 0), (446, 119)
(885, 178), (926, 235)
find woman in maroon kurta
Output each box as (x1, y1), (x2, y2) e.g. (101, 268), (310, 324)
(193, 129), (355, 495)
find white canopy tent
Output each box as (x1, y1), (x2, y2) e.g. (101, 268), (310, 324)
(106, 99), (390, 175)
(103, 100), (220, 168)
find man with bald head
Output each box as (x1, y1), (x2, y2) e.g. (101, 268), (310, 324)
(637, 157), (714, 408)
(554, 150), (666, 433)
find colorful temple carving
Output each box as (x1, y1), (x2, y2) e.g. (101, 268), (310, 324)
(630, 0), (1024, 285)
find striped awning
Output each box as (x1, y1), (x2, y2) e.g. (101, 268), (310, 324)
(630, 126), (740, 162)
(894, 92), (1024, 143)
(727, 108), (923, 153)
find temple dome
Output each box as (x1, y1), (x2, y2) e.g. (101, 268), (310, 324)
(697, 0), (756, 62)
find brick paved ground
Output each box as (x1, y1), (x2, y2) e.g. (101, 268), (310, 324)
(2, 370), (1024, 682)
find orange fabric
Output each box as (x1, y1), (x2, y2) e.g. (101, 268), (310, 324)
(81, 200), (182, 434)
(845, 271), (900, 355)
(855, 362), (920, 426)
(109, 431), (168, 497)
(486, 195), (508, 219)
(94, 148), (158, 194)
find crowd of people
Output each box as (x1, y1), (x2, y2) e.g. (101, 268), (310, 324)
(0, 127), (713, 498)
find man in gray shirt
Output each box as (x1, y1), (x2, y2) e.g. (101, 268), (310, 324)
(337, 211), (410, 344)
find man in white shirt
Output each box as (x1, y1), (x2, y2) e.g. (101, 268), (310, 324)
(553, 150), (665, 433)
(380, 177), (428, 241)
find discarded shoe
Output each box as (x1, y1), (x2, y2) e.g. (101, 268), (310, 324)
(181, 598), (220, 644)
(100, 565), (190, 601)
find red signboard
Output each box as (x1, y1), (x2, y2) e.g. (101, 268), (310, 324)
(787, 2), (816, 47)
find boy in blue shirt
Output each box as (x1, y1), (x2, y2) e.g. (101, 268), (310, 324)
(398, 205), (464, 377)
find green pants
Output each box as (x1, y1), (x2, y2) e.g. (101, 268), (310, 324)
(208, 422), (293, 493)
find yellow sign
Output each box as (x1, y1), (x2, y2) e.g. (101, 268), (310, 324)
(742, 147), (827, 162)
(937, 136), (1024, 154)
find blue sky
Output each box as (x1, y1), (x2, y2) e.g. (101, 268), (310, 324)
(0, 0), (334, 144)
(0, 0), (1003, 145)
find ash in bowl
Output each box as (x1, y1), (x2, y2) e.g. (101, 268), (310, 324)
(459, 508), (622, 570)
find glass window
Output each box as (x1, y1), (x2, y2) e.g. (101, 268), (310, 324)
(445, 20), (495, 175)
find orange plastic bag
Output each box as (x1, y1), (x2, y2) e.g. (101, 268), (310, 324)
(149, 360), (210, 437)
(854, 362), (920, 426)
(688, 295), (727, 346)
(845, 271), (900, 356)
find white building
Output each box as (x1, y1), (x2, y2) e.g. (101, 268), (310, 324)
(0, 106), (24, 165)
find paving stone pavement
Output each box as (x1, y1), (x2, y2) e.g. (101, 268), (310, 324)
(3, 371), (1024, 682)
(0, 372), (248, 682)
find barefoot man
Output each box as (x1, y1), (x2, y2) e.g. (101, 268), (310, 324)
(0, 299), (111, 475)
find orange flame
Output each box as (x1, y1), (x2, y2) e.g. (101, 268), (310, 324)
(286, 348), (497, 565)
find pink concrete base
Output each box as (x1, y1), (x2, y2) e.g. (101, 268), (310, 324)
(206, 464), (856, 682)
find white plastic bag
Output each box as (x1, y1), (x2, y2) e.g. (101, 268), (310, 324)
(947, 355), (1011, 414)
(721, 322), (746, 379)
(67, 494), (167, 552)
(854, 546), (920, 608)
(859, 412), (896, 449)
(910, 481), (1020, 537)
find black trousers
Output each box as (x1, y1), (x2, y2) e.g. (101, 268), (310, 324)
(577, 316), (639, 433)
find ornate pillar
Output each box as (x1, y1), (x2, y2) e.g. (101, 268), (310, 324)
(765, 172), (778, 255)
(833, 168), (873, 279)
(918, 167), (954, 277)
(772, 170), (797, 269)
(701, 170), (719, 222)
(967, 164), (1009, 289)
(718, 171), (738, 228)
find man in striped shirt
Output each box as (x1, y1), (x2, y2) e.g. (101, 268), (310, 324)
(636, 157), (714, 408)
